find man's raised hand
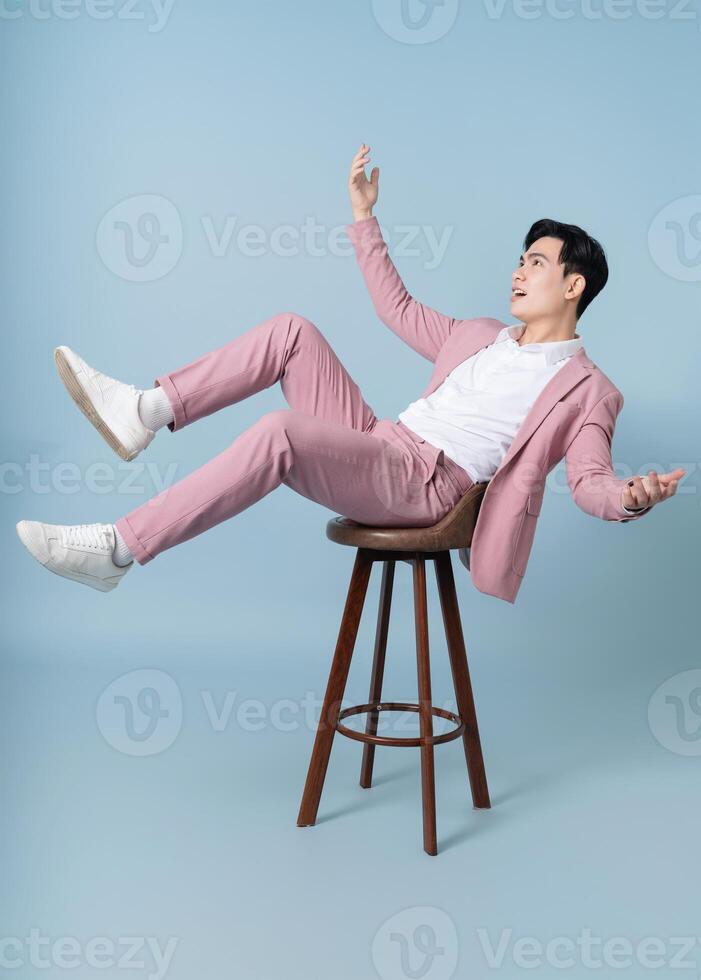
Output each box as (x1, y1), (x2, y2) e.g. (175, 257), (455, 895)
(349, 143), (379, 222)
(621, 468), (685, 512)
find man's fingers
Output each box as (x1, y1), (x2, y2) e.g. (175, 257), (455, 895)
(659, 467), (686, 484)
(645, 468), (685, 505)
(647, 471), (661, 501)
(623, 467), (684, 509)
(350, 145), (371, 178)
(645, 471), (664, 505)
(625, 475), (647, 508)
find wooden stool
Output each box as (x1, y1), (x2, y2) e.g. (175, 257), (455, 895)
(297, 482), (491, 856)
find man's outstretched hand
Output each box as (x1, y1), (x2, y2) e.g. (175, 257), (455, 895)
(349, 143), (379, 222)
(621, 468), (685, 512)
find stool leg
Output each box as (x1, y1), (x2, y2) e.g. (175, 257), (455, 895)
(434, 551), (491, 809)
(413, 556), (438, 856)
(360, 560), (395, 789)
(297, 548), (373, 828)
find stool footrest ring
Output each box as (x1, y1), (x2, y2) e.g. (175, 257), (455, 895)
(336, 701), (465, 747)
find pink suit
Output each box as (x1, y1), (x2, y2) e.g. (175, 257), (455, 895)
(114, 311), (473, 574)
(115, 216), (650, 605)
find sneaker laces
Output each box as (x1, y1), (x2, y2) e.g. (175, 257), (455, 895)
(85, 362), (140, 399)
(61, 523), (112, 551)
(106, 377), (140, 397)
(105, 372), (140, 397)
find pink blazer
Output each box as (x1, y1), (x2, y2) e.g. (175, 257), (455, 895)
(347, 217), (651, 604)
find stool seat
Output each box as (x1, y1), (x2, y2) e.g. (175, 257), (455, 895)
(326, 481), (487, 552)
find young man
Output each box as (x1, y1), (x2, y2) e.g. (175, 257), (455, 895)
(16, 145), (683, 602)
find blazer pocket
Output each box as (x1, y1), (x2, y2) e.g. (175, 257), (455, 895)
(527, 492), (542, 516)
(512, 493), (542, 577)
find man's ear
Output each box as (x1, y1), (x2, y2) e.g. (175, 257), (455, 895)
(566, 273), (586, 301)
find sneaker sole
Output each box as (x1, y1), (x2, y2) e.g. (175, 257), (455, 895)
(54, 347), (136, 462)
(40, 562), (117, 592)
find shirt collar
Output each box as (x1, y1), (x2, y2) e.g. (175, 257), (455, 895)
(495, 322), (584, 367)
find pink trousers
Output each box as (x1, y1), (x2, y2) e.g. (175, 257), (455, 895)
(114, 313), (474, 565)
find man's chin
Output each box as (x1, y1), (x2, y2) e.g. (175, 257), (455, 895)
(510, 301), (534, 323)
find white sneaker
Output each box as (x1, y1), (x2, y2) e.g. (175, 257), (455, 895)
(54, 345), (155, 462)
(16, 520), (132, 592)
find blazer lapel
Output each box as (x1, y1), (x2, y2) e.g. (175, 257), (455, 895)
(497, 350), (592, 472)
(422, 326), (593, 475)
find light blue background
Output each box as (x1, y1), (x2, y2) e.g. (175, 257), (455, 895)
(2, 1), (699, 978)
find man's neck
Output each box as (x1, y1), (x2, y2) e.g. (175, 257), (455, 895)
(517, 317), (579, 346)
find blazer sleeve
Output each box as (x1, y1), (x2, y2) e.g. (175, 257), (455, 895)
(565, 390), (652, 523)
(346, 216), (457, 363)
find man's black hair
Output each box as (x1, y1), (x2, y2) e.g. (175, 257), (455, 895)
(523, 218), (609, 320)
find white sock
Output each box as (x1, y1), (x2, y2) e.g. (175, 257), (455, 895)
(138, 385), (174, 431)
(112, 525), (134, 566)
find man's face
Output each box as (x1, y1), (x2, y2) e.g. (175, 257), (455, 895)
(510, 235), (581, 321)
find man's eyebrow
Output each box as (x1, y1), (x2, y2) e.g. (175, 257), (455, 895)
(519, 251), (550, 263)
